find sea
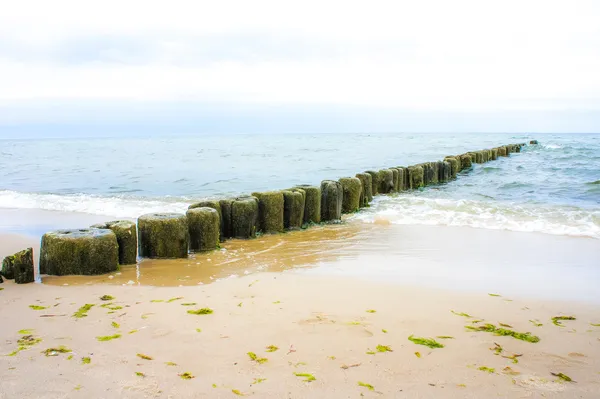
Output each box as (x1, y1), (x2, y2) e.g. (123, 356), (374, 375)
(1, 132), (599, 239)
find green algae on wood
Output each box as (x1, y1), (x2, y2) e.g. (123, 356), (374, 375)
(252, 191), (285, 234)
(355, 173), (372, 207)
(294, 185), (321, 224)
(377, 169), (394, 193)
(188, 200), (224, 241)
(407, 166), (424, 189)
(408, 335), (444, 349)
(231, 195), (259, 238)
(137, 213), (188, 259)
(91, 221), (137, 265)
(338, 177), (362, 213)
(444, 157), (460, 178)
(320, 180), (343, 222)
(219, 198), (235, 239)
(187, 307), (213, 315)
(459, 154), (473, 169)
(390, 168), (400, 192)
(1, 254), (15, 279)
(40, 229), (118, 275)
(4, 248), (34, 284)
(365, 170), (380, 195)
(186, 207), (220, 252)
(282, 189), (305, 230)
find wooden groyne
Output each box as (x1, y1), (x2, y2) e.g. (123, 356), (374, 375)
(1, 142), (529, 280)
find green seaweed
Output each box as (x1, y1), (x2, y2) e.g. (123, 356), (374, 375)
(382, 329), (388, 333)
(96, 334), (121, 342)
(179, 372), (195, 380)
(165, 361), (177, 366)
(266, 345), (279, 352)
(552, 316), (576, 327)
(67, 355), (73, 360)
(135, 372), (145, 377)
(29, 305), (48, 311)
(436, 336), (454, 339)
(415, 352), (421, 358)
(100, 295), (114, 301)
(529, 319), (543, 327)
(591, 323), (600, 327)
(465, 323), (540, 343)
(111, 321), (120, 328)
(150, 299), (164, 303)
(18, 329), (34, 334)
(167, 296), (183, 303)
(551, 372), (573, 382)
(366, 309), (376, 313)
(451, 310), (472, 318)
(252, 378), (267, 384)
(376, 344), (393, 353)
(0, 288), (4, 291)
(408, 335), (444, 349)
(273, 301), (281, 304)
(100, 303), (122, 311)
(181, 302), (197, 306)
(82, 356), (91, 364)
(137, 353), (153, 360)
(238, 302), (243, 307)
(196, 328), (202, 333)
(247, 352), (268, 364)
(128, 329), (138, 334)
(366, 351), (375, 355)
(294, 372), (316, 382)
(187, 308), (213, 315)
(232, 389), (245, 396)
(73, 304), (94, 318)
(478, 366), (495, 374)
(357, 381), (374, 391)
(488, 293), (501, 297)
(42, 346), (72, 356)
(141, 313), (153, 319)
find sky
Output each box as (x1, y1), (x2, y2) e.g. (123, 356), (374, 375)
(1, 0), (599, 135)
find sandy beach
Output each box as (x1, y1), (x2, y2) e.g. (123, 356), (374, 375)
(2, 213), (600, 398)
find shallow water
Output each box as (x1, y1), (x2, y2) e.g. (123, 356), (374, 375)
(1, 133), (598, 239)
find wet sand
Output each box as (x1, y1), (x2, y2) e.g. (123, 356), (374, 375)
(1, 272), (600, 398)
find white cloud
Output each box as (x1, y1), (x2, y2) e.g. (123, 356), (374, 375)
(0, 0), (599, 113)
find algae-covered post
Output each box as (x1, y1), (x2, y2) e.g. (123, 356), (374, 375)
(40, 229), (119, 275)
(365, 171), (380, 196)
(91, 220), (137, 265)
(338, 177), (362, 213)
(294, 184), (321, 225)
(408, 165), (424, 189)
(378, 169), (394, 194)
(252, 191), (285, 234)
(219, 199), (234, 239)
(355, 173), (372, 207)
(530, 140), (538, 145)
(188, 200), (224, 241)
(187, 207), (220, 252)
(138, 213), (189, 259)
(444, 157), (460, 178)
(231, 196), (259, 238)
(1, 248), (34, 283)
(283, 189), (305, 230)
(390, 168), (400, 192)
(320, 180), (343, 222)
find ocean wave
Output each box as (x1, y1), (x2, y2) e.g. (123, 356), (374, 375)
(0, 190), (191, 218)
(351, 196), (600, 239)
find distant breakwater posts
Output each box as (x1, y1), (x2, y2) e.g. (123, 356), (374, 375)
(1, 141), (535, 283)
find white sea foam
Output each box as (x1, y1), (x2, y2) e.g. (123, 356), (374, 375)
(352, 196), (600, 239)
(0, 190), (191, 218)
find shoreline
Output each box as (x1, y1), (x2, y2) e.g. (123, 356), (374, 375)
(1, 272), (599, 398)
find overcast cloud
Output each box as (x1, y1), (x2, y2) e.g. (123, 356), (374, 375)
(0, 0), (599, 132)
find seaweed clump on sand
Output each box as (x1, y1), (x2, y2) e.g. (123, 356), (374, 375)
(294, 372), (316, 382)
(552, 316), (576, 327)
(408, 335), (444, 349)
(187, 308), (213, 315)
(465, 323), (540, 343)
(73, 304), (94, 318)
(247, 352), (268, 364)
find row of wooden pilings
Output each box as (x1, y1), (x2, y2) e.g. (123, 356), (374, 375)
(1, 142), (532, 281)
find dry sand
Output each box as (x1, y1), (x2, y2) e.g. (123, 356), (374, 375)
(1, 271), (600, 398)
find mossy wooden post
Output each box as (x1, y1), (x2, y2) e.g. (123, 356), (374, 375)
(460, 154), (472, 169)
(187, 207), (220, 252)
(40, 229), (119, 275)
(394, 167), (406, 191)
(355, 173), (372, 207)
(219, 199), (234, 239)
(138, 213), (188, 259)
(283, 189), (305, 230)
(12, 248), (34, 284)
(378, 169), (394, 193)
(408, 165), (424, 189)
(294, 184), (321, 225)
(251, 191), (284, 233)
(1, 255), (15, 279)
(497, 146), (508, 157)
(365, 170), (380, 195)
(444, 157), (459, 178)
(91, 220), (137, 265)
(339, 177), (362, 213)
(530, 140), (538, 145)
(231, 195), (259, 238)
(320, 180), (343, 222)
(188, 200), (224, 241)
(400, 167), (410, 190)
(390, 168), (400, 192)
(491, 148), (498, 160)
